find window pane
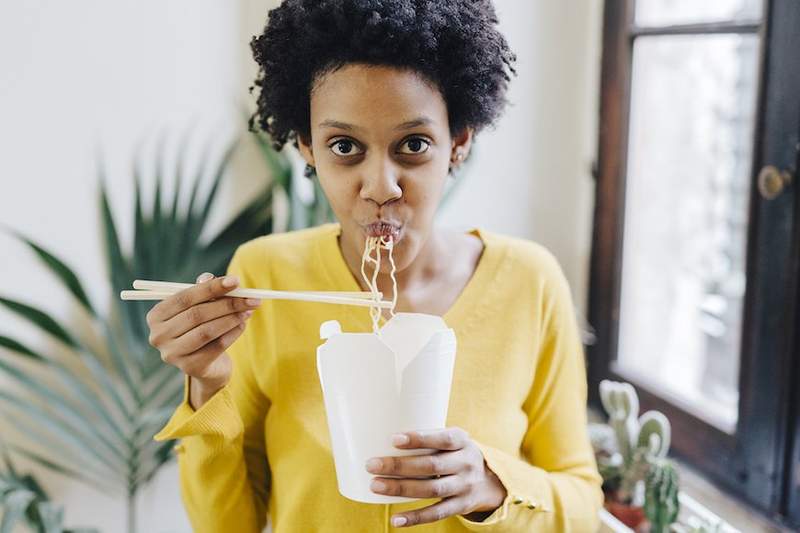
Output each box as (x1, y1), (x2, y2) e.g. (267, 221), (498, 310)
(635, 0), (763, 26)
(617, 34), (759, 432)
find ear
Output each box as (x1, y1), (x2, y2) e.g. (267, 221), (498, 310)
(450, 127), (473, 160)
(297, 133), (315, 167)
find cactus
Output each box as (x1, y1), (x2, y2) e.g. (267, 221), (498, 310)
(644, 460), (680, 532)
(599, 380), (671, 468)
(597, 380), (677, 528)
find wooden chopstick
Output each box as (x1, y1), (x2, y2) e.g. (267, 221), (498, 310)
(132, 280), (380, 299)
(121, 280), (393, 309)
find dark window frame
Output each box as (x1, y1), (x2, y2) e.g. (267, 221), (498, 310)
(586, 0), (800, 526)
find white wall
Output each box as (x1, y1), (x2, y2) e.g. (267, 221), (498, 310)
(0, 1), (601, 531)
(437, 0), (603, 313)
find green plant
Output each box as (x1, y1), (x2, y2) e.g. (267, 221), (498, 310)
(590, 379), (680, 531)
(0, 440), (98, 533)
(644, 459), (679, 533)
(0, 126), (287, 533)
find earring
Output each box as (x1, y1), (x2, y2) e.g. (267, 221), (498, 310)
(304, 163), (316, 178)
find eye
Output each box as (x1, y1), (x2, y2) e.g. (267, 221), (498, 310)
(328, 138), (363, 157)
(398, 137), (431, 155)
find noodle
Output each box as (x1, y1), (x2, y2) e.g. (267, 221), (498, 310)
(360, 235), (398, 334)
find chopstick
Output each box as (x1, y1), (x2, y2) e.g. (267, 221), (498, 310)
(120, 279), (393, 309)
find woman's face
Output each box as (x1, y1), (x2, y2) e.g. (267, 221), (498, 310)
(297, 63), (472, 273)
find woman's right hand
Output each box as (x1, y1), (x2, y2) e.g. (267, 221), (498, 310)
(145, 272), (262, 409)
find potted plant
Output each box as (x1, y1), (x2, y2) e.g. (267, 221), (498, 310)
(0, 123), (298, 533)
(589, 380), (680, 532)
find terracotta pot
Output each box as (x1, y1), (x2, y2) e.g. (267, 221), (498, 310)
(604, 499), (648, 531)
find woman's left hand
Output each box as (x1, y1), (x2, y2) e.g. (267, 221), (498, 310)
(366, 427), (507, 528)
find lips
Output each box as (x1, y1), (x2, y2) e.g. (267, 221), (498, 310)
(363, 221), (402, 240)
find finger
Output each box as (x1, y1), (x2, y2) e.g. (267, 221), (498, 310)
(366, 451), (463, 477)
(163, 295), (262, 339)
(393, 427), (470, 451)
(370, 474), (464, 500)
(180, 323), (245, 380)
(165, 311), (248, 356)
(196, 272), (214, 283)
(147, 275), (240, 323)
(389, 496), (469, 528)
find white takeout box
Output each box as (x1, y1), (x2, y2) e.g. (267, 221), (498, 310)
(316, 312), (457, 503)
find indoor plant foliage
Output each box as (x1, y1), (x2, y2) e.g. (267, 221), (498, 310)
(0, 125), (303, 532)
(589, 379), (680, 532)
(0, 440), (98, 533)
(0, 112), (473, 531)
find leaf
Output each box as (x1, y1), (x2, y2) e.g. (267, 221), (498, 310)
(4, 231), (97, 318)
(0, 350), (125, 454)
(99, 162), (133, 291)
(100, 319), (141, 408)
(197, 184), (274, 277)
(178, 134), (216, 263)
(0, 296), (136, 428)
(32, 501), (65, 533)
(0, 344), (125, 448)
(0, 489), (35, 533)
(0, 336), (43, 362)
(0, 395), (126, 478)
(0, 304), (129, 428)
(6, 445), (117, 496)
(0, 334), (128, 445)
(0, 297), (77, 349)
(132, 169), (152, 281)
(162, 126), (193, 270)
(139, 362), (181, 408)
(100, 175), (148, 371)
(191, 135), (242, 250)
(246, 115), (291, 191)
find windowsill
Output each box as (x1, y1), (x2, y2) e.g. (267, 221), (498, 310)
(588, 407), (793, 532)
(670, 457), (791, 533)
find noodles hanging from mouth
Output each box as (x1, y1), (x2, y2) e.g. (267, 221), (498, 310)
(360, 235), (398, 334)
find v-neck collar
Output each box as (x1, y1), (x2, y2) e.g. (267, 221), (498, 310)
(315, 223), (504, 329)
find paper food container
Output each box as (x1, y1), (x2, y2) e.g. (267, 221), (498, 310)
(316, 312), (457, 503)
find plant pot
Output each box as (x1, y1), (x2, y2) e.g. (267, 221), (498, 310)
(604, 499), (648, 531)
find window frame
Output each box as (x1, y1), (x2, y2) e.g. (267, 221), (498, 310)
(586, 0), (800, 525)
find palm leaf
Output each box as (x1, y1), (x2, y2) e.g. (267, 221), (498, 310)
(0, 121), (296, 532)
(0, 297), (78, 350)
(0, 335), (128, 445)
(0, 356), (128, 460)
(3, 231), (97, 318)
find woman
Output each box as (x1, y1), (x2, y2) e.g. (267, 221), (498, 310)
(150, 1), (603, 531)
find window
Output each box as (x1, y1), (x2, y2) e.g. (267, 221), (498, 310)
(587, 0), (800, 526)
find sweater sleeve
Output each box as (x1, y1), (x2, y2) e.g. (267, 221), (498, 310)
(152, 247), (271, 533)
(456, 254), (604, 532)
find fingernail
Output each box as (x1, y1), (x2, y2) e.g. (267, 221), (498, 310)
(222, 276), (238, 288)
(392, 433), (410, 446)
(370, 479), (387, 493)
(244, 310), (254, 318)
(365, 458), (382, 472)
(245, 298), (261, 306)
(391, 516), (407, 527)
(197, 272), (213, 283)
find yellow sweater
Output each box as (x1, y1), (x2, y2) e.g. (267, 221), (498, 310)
(154, 223), (603, 532)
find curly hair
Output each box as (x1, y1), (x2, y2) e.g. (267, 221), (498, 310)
(248, 0), (517, 153)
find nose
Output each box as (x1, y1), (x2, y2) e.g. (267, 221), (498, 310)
(359, 155), (402, 206)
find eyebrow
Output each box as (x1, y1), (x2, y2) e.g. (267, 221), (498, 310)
(317, 117), (434, 131)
